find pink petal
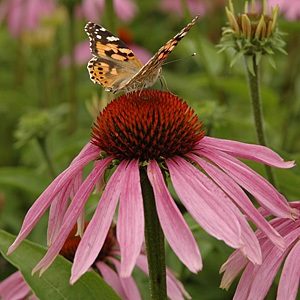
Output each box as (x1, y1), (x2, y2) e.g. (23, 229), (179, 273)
(235, 227), (300, 300)
(188, 153), (286, 251)
(70, 160), (127, 284)
(277, 240), (300, 300)
(147, 160), (202, 273)
(108, 257), (142, 300)
(0, 271), (31, 300)
(199, 136), (295, 168)
(220, 250), (248, 290)
(31, 157), (112, 275)
(117, 159), (144, 277)
(95, 261), (127, 299)
(47, 182), (73, 246)
(7, 143), (99, 255)
(198, 147), (295, 218)
(167, 157), (243, 249)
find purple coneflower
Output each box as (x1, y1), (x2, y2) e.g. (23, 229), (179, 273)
(220, 202), (300, 300)
(76, 0), (137, 23)
(0, 0), (56, 37)
(1, 222), (190, 300)
(7, 90), (296, 284)
(268, 0), (300, 21)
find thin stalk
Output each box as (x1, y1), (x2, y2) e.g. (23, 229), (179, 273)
(244, 55), (278, 188)
(37, 137), (56, 178)
(140, 168), (167, 300)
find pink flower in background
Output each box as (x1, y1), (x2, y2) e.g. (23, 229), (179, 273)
(0, 0), (56, 36)
(268, 0), (300, 21)
(61, 41), (91, 67)
(220, 202), (300, 300)
(7, 91), (297, 285)
(76, 0), (138, 23)
(1, 223), (190, 300)
(160, 0), (206, 16)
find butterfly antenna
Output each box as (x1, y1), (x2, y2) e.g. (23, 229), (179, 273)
(162, 53), (196, 66)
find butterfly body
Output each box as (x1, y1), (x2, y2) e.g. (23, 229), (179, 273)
(85, 15), (199, 94)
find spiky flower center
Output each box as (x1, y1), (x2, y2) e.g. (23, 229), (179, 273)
(91, 90), (204, 161)
(59, 223), (117, 263)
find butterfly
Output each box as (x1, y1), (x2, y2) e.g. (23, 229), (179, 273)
(85, 15), (199, 94)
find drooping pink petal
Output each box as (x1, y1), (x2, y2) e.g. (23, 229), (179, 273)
(147, 159), (202, 273)
(166, 268), (192, 300)
(31, 157), (112, 275)
(135, 253), (191, 300)
(0, 271), (31, 300)
(47, 181), (73, 246)
(108, 257), (142, 300)
(47, 167), (83, 246)
(95, 261), (127, 299)
(188, 153), (286, 251)
(277, 240), (300, 300)
(198, 147), (296, 218)
(187, 154), (261, 263)
(7, 143), (99, 255)
(117, 159), (144, 277)
(199, 136), (295, 168)
(70, 160), (127, 284)
(167, 157), (243, 249)
(235, 227), (300, 300)
(220, 250), (248, 290)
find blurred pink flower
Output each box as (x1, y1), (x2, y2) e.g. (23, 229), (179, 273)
(220, 202), (300, 300)
(7, 91), (297, 285)
(0, 0), (56, 36)
(160, 0), (206, 16)
(268, 0), (300, 21)
(1, 223), (190, 300)
(61, 40), (91, 67)
(76, 0), (138, 23)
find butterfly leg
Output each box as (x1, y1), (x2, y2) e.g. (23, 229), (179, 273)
(160, 75), (176, 95)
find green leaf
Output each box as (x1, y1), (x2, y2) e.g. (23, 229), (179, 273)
(229, 50), (246, 67)
(0, 230), (123, 300)
(245, 55), (256, 76)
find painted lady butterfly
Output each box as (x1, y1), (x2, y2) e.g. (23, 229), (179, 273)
(85, 15), (199, 94)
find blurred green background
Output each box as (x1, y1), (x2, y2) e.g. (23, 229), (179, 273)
(0, 0), (300, 299)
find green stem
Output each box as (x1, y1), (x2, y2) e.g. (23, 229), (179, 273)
(244, 55), (277, 188)
(37, 137), (56, 178)
(140, 168), (167, 300)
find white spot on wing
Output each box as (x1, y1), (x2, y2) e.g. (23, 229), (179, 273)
(96, 35), (102, 39)
(106, 36), (120, 42)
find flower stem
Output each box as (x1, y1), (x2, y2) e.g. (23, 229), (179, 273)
(37, 137), (56, 178)
(140, 168), (167, 300)
(244, 55), (277, 188)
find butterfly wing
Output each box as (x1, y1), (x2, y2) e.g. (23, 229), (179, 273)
(85, 22), (144, 92)
(120, 14), (200, 90)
